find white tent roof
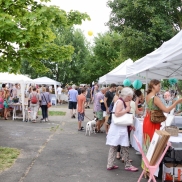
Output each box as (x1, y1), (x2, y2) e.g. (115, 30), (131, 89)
(33, 77), (60, 85)
(0, 73), (32, 83)
(126, 31), (182, 80)
(98, 59), (133, 84)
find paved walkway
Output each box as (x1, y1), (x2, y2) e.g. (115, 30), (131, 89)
(0, 104), (161, 182)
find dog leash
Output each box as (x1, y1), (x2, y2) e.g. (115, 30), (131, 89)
(84, 115), (92, 121)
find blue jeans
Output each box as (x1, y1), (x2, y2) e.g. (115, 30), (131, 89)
(41, 105), (48, 119)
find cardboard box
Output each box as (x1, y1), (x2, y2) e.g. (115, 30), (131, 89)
(163, 163), (182, 181)
(150, 130), (170, 166)
(146, 131), (161, 162)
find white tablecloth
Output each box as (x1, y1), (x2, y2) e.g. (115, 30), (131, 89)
(174, 116), (182, 125)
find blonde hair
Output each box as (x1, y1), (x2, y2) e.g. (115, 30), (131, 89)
(42, 87), (46, 92)
(116, 86), (123, 96)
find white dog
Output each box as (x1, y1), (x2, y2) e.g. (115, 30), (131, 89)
(85, 117), (97, 136)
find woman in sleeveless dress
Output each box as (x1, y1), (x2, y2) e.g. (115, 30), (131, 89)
(142, 79), (182, 172)
(106, 87), (138, 172)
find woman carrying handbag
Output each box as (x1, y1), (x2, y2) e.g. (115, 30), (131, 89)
(106, 87), (138, 172)
(40, 87), (51, 122)
(142, 79), (182, 177)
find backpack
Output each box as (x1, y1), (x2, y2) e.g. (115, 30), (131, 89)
(31, 93), (38, 104)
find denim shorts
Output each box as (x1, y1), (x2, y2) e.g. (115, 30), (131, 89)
(78, 112), (84, 121)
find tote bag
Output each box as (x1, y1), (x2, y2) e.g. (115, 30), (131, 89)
(112, 98), (133, 126)
(112, 112), (133, 126)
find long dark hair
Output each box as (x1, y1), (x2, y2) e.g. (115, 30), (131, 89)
(147, 79), (160, 94)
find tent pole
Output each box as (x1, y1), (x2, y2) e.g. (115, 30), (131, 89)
(54, 84), (57, 106)
(21, 82), (25, 122)
(145, 70), (148, 90)
(144, 70), (148, 117)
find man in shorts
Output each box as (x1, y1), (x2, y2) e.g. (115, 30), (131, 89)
(77, 88), (86, 131)
(57, 85), (62, 104)
(68, 85), (78, 118)
(94, 87), (106, 132)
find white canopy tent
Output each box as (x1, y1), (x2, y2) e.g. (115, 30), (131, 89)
(98, 59), (133, 84)
(126, 31), (182, 84)
(98, 58), (146, 84)
(0, 73), (33, 121)
(33, 77), (60, 98)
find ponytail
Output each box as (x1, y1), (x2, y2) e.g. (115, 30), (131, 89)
(146, 79), (160, 95)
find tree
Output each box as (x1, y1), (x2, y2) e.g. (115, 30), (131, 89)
(56, 28), (91, 84)
(107, 0), (182, 60)
(21, 28), (91, 85)
(0, 0), (90, 73)
(84, 32), (123, 82)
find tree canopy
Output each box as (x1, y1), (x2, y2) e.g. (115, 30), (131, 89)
(21, 27), (91, 85)
(0, 0), (90, 73)
(85, 32), (123, 82)
(107, 0), (182, 60)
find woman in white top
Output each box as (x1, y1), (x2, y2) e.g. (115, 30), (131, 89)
(106, 87), (138, 172)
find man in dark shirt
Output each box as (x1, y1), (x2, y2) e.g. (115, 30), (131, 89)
(104, 83), (117, 114)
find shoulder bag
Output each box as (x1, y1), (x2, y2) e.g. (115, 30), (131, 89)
(150, 96), (166, 123)
(112, 99), (133, 126)
(42, 93), (51, 108)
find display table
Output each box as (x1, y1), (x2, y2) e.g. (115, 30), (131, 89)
(9, 102), (28, 121)
(131, 116), (182, 152)
(173, 116), (182, 125)
(9, 103), (23, 120)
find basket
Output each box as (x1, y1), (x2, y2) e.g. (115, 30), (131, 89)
(165, 126), (179, 136)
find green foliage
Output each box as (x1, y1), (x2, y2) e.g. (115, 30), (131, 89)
(161, 79), (171, 90)
(0, 0), (90, 73)
(161, 79), (182, 95)
(86, 32), (124, 82)
(107, 0), (182, 60)
(21, 27), (91, 85)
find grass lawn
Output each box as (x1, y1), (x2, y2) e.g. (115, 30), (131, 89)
(0, 147), (20, 172)
(38, 111), (66, 116)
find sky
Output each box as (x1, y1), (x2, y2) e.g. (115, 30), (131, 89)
(46, 0), (111, 39)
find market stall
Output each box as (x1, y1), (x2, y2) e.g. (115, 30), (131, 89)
(126, 30), (182, 81)
(0, 73), (33, 121)
(98, 59), (133, 84)
(33, 77), (60, 104)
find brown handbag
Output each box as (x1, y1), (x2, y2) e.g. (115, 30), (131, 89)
(150, 97), (166, 123)
(150, 110), (166, 123)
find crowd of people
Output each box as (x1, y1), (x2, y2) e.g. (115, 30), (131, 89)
(66, 80), (182, 176)
(0, 83), (21, 119)
(1, 79), (182, 178)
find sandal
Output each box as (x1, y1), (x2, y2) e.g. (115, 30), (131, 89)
(107, 165), (119, 170)
(125, 166), (138, 172)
